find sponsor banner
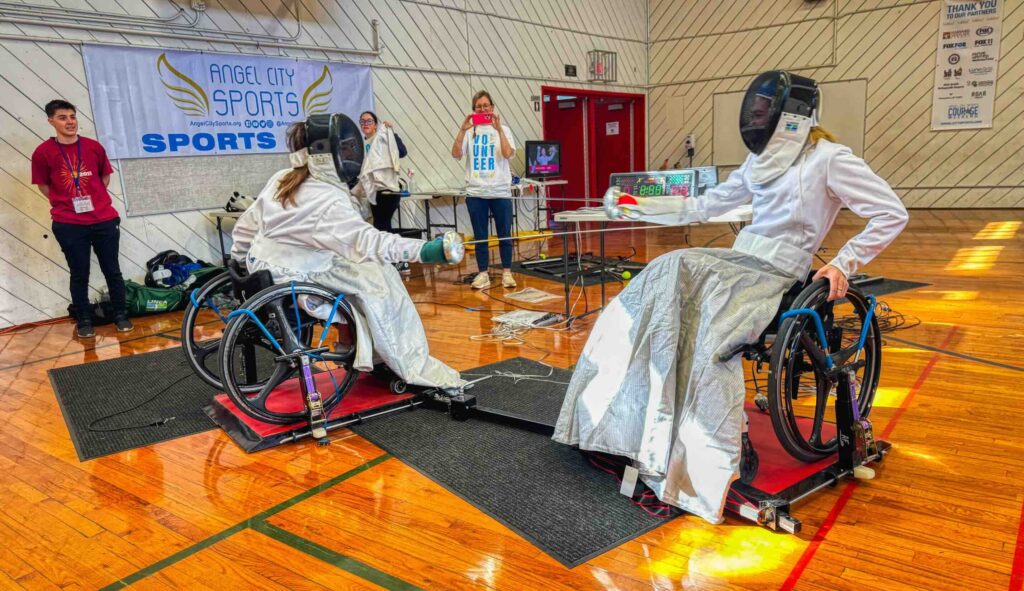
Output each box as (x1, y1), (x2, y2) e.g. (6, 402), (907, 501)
(932, 1), (1002, 130)
(83, 45), (373, 159)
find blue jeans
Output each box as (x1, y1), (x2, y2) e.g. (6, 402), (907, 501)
(465, 197), (513, 272)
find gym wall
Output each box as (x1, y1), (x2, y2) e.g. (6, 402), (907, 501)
(648, 0), (1024, 209)
(0, 0), (647, 327)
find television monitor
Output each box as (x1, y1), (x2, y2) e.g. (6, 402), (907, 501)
(525, 140), (562, 178)
(693, 166), (718, 195)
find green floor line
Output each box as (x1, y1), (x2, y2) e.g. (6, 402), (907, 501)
(99, 453), (392, 590)
(252, 521), (424, 591)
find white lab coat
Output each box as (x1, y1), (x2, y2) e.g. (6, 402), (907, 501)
(553, 140), (908, 523)
(356, 127), (402, 205)
(231, 169), (464, 389)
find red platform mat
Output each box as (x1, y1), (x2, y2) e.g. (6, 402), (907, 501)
(744, 403), (837, 494)
(213, 372), (413, 437)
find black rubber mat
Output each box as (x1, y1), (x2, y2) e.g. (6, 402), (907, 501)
(49, 347), (220, 461)
(510, 255), (645, 287)
(852, 277), (929, 298)
(460, 357), (569, 427)
(352, 357), (670, 568)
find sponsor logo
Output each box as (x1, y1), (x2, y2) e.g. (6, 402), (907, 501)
(972, 51), (993, 61)
(971, 90), (987, 99)
(975, 39), (993, 47)
(976, 26), (994, 36)
(970, 79), (994, 87)
(943, 67), (964, 79)
(943, 29), (970, 39)
(947, 104), (980, 120)
(948, 53), (961, 64)
(784, 122), (799, 132)
(141, 132), (277, 153)
(156, 52), (331, 119)
(969, 66), (993, 75)
(943, 42), (968, 49)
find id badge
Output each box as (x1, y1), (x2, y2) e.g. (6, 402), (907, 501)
(72, 194), (94, 214)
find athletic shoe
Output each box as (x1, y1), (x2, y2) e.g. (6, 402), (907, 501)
(76, 320), (95, 338)
(113, 314), (134, 333)
(471, 272), (491, 289)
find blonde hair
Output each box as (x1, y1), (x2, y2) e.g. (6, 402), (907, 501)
(809, 126), (837, 145)
(275, 123), (308, 208)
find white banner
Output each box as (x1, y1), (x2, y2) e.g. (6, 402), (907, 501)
(83, 45), (373, 159)
(931, 0), (1003, 130)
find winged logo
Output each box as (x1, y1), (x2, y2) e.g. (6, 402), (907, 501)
(156, 53), (210, 117)
(302, 66), (333, 115)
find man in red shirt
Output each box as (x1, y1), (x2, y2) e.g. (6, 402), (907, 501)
(32, 99), (133, 338)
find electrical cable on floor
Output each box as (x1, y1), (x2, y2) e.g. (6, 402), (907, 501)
(86, 371), (194, 432)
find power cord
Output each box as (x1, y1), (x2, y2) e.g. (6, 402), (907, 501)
(87, 371), (193, 432)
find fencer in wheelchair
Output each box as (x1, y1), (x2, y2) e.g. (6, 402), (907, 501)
(553, 70), (909, 524)
(182, 113), (465, 434)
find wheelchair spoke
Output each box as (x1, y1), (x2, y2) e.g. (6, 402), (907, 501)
(809, 382), (830, 447)
(267, 301), (302, 351)
(246, 361), (292, 411)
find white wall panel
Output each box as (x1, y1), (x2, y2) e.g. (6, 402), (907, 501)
(649, 0), (1024, 212)
(0, 0), (647, 327)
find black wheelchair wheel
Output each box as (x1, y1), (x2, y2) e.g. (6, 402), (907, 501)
(767, 279), (882, 463)
(181, 271), (239, 390)
(218, 283), (359, 425)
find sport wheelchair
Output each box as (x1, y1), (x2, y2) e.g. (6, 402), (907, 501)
(717, 275), (884, 532)
(720, 276), (881, 463)
(181, 260), (409, 439)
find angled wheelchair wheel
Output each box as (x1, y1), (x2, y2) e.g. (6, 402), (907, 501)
(218, 283), (360, 425)
(767, 279), (882, 463)
(181, 270), (240, 390)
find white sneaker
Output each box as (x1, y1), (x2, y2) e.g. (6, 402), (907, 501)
(471, 272), (491, 289)
(502, 270), (517, 289)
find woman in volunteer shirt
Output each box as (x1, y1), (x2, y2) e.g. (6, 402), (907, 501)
(451, 90), (517, 289)
(31, 99), (133, 338)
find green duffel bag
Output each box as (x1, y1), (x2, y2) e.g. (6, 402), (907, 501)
(124, 280), (186, 315)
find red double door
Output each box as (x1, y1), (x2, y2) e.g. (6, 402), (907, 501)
(540, 87), (646, 213)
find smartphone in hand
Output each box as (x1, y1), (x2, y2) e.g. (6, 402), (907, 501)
(471, 113), (493, 125)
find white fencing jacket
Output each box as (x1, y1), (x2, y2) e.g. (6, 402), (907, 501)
(231, 169), (425, 270)
(356, 127), (402, 205)
(629, 140), (909, 279)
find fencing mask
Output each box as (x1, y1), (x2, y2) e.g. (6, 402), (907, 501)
(304, 113), (364, 190)
(739, 71), (820, 184)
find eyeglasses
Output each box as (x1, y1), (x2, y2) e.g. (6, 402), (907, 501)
(359, 119), (375, 125)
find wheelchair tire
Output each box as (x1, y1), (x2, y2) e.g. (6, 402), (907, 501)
(767, 279), (882, 463)
(181, 270), (237, 390)
(219, 283), (359, 425)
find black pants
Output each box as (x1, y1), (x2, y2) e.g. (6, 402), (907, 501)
(371, 192), (402, 233)
(52, 217), (126, 321)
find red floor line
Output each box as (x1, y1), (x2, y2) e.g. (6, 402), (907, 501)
(880, 325), (960, 440)
(779, 324), (959, 591)
(1010, 499), (1024, 591)
(779, 482), (858, 591)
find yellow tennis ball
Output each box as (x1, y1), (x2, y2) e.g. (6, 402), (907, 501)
(622, 271), (632, 280)
(539, 253), (547, 259)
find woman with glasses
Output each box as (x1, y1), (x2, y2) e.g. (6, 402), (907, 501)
(450, 90), (517, 290)
(359, 111), (411, 273)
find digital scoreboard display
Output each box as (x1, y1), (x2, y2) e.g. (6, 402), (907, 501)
(609, 169), (697, 198)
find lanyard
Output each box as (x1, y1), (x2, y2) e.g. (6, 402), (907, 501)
(55, 138), (83, 195)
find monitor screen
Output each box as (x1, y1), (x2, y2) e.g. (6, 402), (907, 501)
(693, 166), (718, 195)
(609, 169), (697, 198)
(525, 141), (561, 178)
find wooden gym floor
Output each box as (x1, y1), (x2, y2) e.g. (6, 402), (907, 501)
(0, 209), (1022, 590)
